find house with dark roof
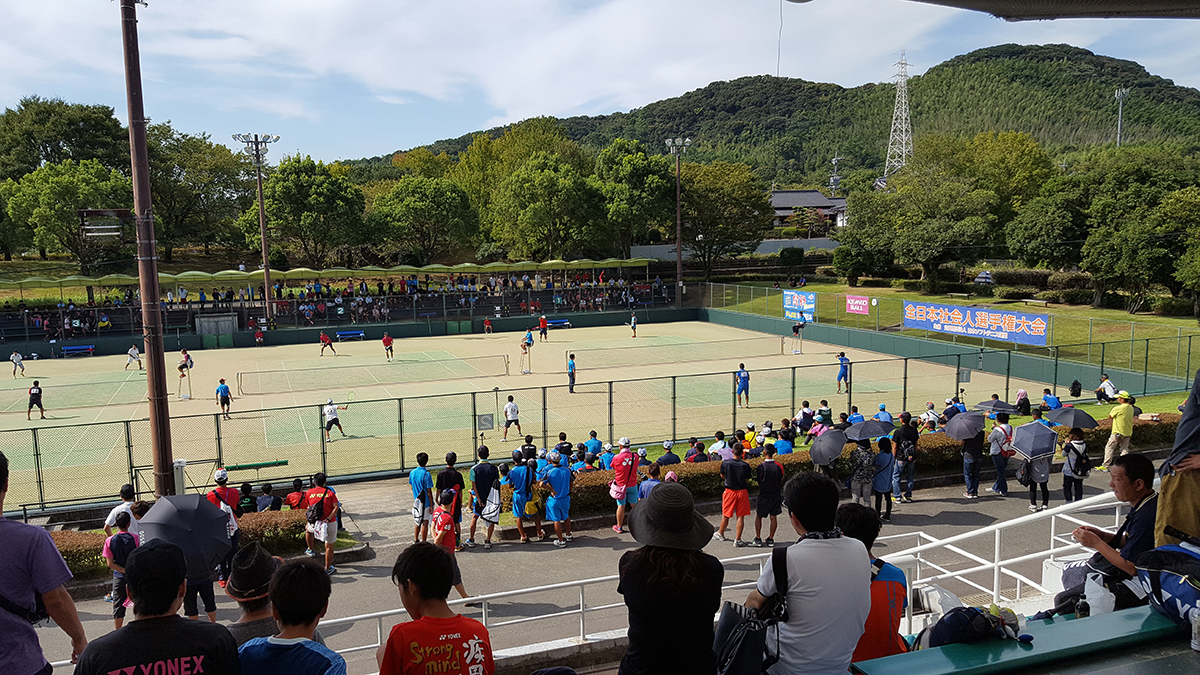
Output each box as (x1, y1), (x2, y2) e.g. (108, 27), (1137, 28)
(770, 190), (846, 229)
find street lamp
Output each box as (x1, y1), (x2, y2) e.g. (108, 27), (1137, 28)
(1115, 88), (1130, 147)
(665, 137), (691, 306)
(233, 133), (280, 322)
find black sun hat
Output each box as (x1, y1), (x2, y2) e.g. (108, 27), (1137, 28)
(627, 482), (713, 551)
(225, 541), (281, 602)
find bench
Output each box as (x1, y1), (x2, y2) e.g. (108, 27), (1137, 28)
(850, 605), (1178, 675)
(223, 459), (289, 480)
(61, 345), (95, 357)
(418, 312), (438, 319)
(947, 293), (972, 300)
(1022, 299), (1049, 307)
(164, 324), (191, 333)
(547, 318), (571, 329)
(336, 330), (365, 341)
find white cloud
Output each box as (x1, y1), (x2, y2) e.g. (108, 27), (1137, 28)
(2, 0), (1199, 155)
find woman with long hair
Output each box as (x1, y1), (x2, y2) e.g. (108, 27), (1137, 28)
(619, 482), (723, 675)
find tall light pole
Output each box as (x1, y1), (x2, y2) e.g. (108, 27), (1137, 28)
(665, 137), (691, 306)
(1115, 88), (1130, 147)
(233, 133), (279, 321)
(119, 0), (173, 496)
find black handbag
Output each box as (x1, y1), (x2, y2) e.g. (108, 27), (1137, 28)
(714, 546), (790, 675)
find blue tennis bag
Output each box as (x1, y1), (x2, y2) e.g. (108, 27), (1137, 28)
(1135, 543), (1200, 626)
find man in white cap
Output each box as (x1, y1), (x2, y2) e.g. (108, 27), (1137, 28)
(323, 398), (347, 442)
(611, 438), (640, 533)
(539, 314), (549, 342)
(656, 440), (680, 466)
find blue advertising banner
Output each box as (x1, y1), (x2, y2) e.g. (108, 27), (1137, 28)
(783, 291), (816, 322)
(902, 301), (1048, 346)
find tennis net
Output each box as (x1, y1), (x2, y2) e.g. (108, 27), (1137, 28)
(237, 354), (510, 395)
(565, 336), (784, 370)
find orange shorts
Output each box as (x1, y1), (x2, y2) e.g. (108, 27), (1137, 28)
(722, 488), (750, 518)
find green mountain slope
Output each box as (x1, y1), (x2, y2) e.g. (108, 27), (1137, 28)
(358, 44), (1200, 181)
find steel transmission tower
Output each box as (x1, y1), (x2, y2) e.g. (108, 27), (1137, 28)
(884, 51), (913, 178)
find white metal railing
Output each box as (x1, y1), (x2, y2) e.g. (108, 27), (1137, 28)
(49, 488), (1134, 669)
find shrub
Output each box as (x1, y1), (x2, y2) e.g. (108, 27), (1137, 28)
(859, 278), (891, 288)
(1048, 272), (1092, 290)
(239, 510), (309, 555)
(815, 266), (836, 276)
(891, 279), (922, 291)
(972, 285), (994, 298)
(1151, 296), (1194, 317)
(51, 531), (108, 581)
(806, 275), (841, 284)
(779, 247), (805, 268)
(992, 285), (1040, 300)
(990, 268), (1053, 289)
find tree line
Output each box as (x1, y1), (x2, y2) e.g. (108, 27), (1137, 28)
(0, 98), (773, 279)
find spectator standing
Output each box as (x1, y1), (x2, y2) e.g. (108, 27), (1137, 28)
(1101, 391), (1135, 471)
(377, 544), (494, 675)
(466, 447), (499, 549)
(715, 444), (752, 546)
(891, 414), (918, 503)
(257, 484), (283, 512)
(226, 542), (327, 647)
(185, 574), (218, 624)
(611, 438), (640, 534)
(238, 559), (344, 675)
(303, 474), (340, 575)
(409, 453), (434, 543)
(1062, 429), (1089, 503)
(103, 483), (138, 536)
(753, 445), (784, 547)
(743, 472), (871, 675)
(962, 430), (985, 499)
(872, 438), (894, 523)
(509, 455), (545, 543)
(656, 440), (680, 465)
(620, 482), (723, 675)
(583, 430), (603, 456)
(74, 540), (240, 675)
(435, 453), (466, 550)
(598, 442), (616, 470)
(432, 491), (472, 601)
(1026, 450), (1052, 512)
(207, 469), (241, 586)
(1156, 369), (1200, 546)
(1095, 374), (1119, 404)
(542, 452), (574, 548)
(103, 511), (139, 629)
(986, 413), (1014, 497)
(836, 504), (909, 663)
(848, 440), (874, 507)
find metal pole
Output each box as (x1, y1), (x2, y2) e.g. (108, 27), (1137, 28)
(674, 152), (682, 308)
(731, 372), (737, 431)
(1053, 347), (1059, 396)
(541, 387), (548, 450)
(1143, 339), (1150, 395)
(398, 399), (405, 468)
(847, 362), (854, 412)
(790, 367), (796, 417)
(32, 428), (44, 508)
(608, 381), (614, 445)
(1088, 319), (1093, 364)
(1005, 351), (1011, 401)
(902, 359), (908, 412)
(1130, 323), (1135, 371)
(121, 0), (173, 497)
(254, 145), (273, 323)
(671, 377), (678, 442)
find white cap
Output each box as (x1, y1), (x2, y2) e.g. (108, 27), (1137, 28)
(756, 434), (765, 444)
(746, 422), (755, 430)
(663, 440), (674, 450)
(328, 398), (334, 404)
(637, 448), (647, 457)
(214, 468), (228, 482)
(537, 448), (547, 458)
(602, 443), (612, 451)
(618, 437), (631, 447)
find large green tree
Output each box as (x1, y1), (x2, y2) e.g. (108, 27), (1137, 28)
(372, 177), (477, 265)
(492, 153), (603, 261)
(594, 138), (673, 257)
(250, 155), (366, 268)
(4, 159), (131, 268)
(0, 96), (128, 182)
(147, 122), (254, 261)
(680, 161), (773, 281)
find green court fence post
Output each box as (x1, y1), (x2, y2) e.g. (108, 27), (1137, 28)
(125, 421), (135, 488)
(1129, 324), (1135, 371)
(875, 304), (880, 332)
(542, 387), (549, 450)
(731, 372), (738, 431)
(398, 399), (405, 469)
(790, 367), (796, 417)
(847, 363), (854, 413)
(32, 428), (44, 508)
(902, 359), (908, 411)
(319, 405), (328, 475)
(214, 414), (223, 467)
(671, 377), (678, 442)
(1178, 328), (1183, 380)
(1005, 351), (1011, 401)
(954, 354), (961, 399)
(1088, 319), (1093, 364)
(1188, 336), (1194, 383)
(1144, 339), (1150, 395)
(471, 392), (478, 452)
(1052, 348), (1059, 396)
(608, 381), (614, 445)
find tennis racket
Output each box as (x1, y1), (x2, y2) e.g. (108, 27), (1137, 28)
(346, 391), (355, 408)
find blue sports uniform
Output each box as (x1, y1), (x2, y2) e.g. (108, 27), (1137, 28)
(736, 369), (750, 395)
(523, 331), (534, 347)
(837, 356), (850, 383)
(509, 464), (534, 518)
(584, 438), (602, 454)
(543, 466), (572, 522)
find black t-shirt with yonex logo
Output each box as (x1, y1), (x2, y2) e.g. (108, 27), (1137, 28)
(755, 460), (784, 495)
(74, 616), (240, 675)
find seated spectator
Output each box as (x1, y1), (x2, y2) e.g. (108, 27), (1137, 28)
(656, 440), (680, 465)
(1015, 389), (1031, 416)
(1040, 388), (1062, 411)
(920, 419), (940, 434)
(75, 540), (240, 675)
(685, 441), (708, 463)
(1096, 374), (1119, 404)
(873, 404), (893, 424)
(579, 453), (600, 472)
(1030, 408), (1053, 427)
(832, 413), (852, 431)
(284, 478), (306, 510)
(621, 482), (723, 675)
(836, 504), (909, 663)
(237, 559), (344, 675)
(638, 462), (662, 500)
(918, 402), (939, 429)
(257, 483), (283, 512)
(636, 448), (653, 467)
(226, 542), (326, 647)
(239, 482), (258, 514)
(103, 511), (139, 629)
(377, 543), (493, 675)
(744, 472), (870, 674)
(1043, 453), (1158, 617)
(847, 407), (865, 424)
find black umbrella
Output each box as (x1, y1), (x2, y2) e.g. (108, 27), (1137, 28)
(1045, 407), (1098, 429)
(943, 412), (986, 440)
(1011, 421), (1059, 460)
(974, 400), (1019, 414)
(140, 495), (232, 579)
(809, 429), (849, 466)
(845, 419), (896, 441)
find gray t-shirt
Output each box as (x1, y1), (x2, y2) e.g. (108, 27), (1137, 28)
(226, 617), (326, 647)
(1, 517), (74, 675)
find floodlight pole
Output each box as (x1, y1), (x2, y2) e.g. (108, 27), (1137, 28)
(666, 137), (691, 307)
(120, 0), (173, 497)
(1115, 88), (1130, 147)
(234, 133), (278, 322)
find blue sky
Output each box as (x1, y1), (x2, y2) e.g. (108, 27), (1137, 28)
(2, 0), (1198, 163)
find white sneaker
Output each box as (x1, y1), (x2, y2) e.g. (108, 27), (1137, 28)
(985, 487), (995, 493)
(1028, 505), (1039, 512)
(713, 532), (728, 542)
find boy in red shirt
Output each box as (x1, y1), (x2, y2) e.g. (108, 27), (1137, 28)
(303, 472), (340, 575)
(319, 331), (336, 356)
(382, 332), (394, 362)
(482, 318), (492, 334)
(378, 543), (494, 675)
(432, 490), (471, 602)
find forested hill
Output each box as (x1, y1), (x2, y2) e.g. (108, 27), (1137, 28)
(359, 44), (1200, 183)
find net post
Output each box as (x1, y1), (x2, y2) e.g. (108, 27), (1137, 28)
(671, 376), (677, 442)
(32, 428), (45, 509)
(608, 381), (614, 445)
(398, 398), (405, 469)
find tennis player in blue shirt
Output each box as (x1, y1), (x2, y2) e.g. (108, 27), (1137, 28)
(836, 352), (851, 393)
(736, 363), (751, 408)
(215, 378), (233, 420)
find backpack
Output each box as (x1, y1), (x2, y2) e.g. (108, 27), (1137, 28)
(1069, 379), (1083, 398)
(998, 426), (1016, 459)
(305, 489), (330, 524)
(1135, 528), (1200, 626)
(714, 546), (790, 674)
(1067, 443), (1092, 477)
(1015, 460), (1032, 488)
(912, 607), (1004, 650)
(896, 435), (917, 464)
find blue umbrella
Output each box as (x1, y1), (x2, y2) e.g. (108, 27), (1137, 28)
(1012, 421), (1059, 460)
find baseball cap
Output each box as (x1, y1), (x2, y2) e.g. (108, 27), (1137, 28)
(762, 420), (773, 428)
(945, 398), (954, 405)
(637, 448), (647, 457)
(214, 468), (228, 482)
(746, 422), (755, 430)
(537, 448), (547, 458)
(219, 378), (225, 383)
(1117, 390), (1131, 399)
(618, 437), (631, 446)
(663, 440), (674, 450)
(756, 434), (765, 444)
(879, 404), (886, 410)
(602, 443), (612, 451)
(926, 402), (935, 409)
(327, 398), (334, 404)
(125, 539), (187, 600)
